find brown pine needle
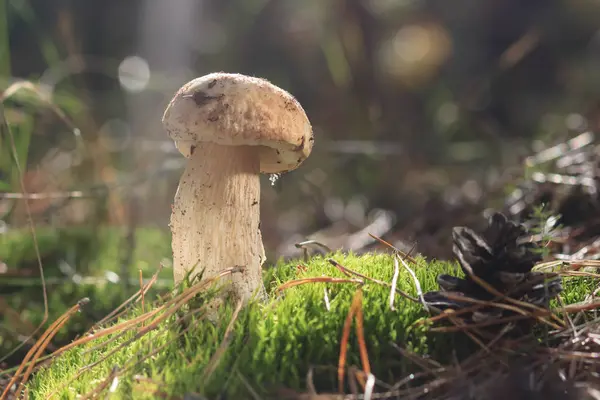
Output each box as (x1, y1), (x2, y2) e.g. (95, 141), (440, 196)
(201, 299), (244, 383)
(337, 288), (368, 393)
(419, 272), (564, 330)
(368, 233), (417, 263)
(120, 307), (207, 375)
(338, 292), (357, 393)
(446, 314), (491, 355)
(88, 262), (163, 333)
(81, 308), (208, 400)
(429, 313), (547, 332)
(1, 298), (88, 400)
(467, 271), (564, 327)
(354, 291), (371, 376)
(327, 259), (417, 302)
(328, 260), (352, 277)
(44, 269), (242, 399)
(353, 290), (372, 393)
(277, 277), (363, 292)
(17, 267), (240, 391)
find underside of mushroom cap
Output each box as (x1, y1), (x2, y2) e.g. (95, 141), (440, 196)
(162, 72), (314, 174)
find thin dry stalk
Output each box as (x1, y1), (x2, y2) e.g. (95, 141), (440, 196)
(327, 259), (416, 302)
(561, 270), (600, 278)
(118, 306), (207, 376)
(354, 291), (371, 378)
(295, 240), (334, 262)
(467, 272), (564, 327)
(1, 299), (87, 400)
(278, 277), (363, 291)
(201, 299), (244, 383)
(558, 296), (578, 336)
(51, 304), (163, 360)
(367, 233), (417, 264)
(139, 269), (145, 317)
(45, 270), (240, 399)
(338, 288), (371, 394)
(429, 315), (532, 332)
(446, 314), (492, 355)
(79, 366), (119, 400)
(338, 289), (360, 393)
(79, 307), (208, 400)
(235, 370), (262, 400)
(389, 342), (443, 377)
(0, 100), (48, 369)
(35, 268), (240, 399)
(88, 262), (163, 332)
(419, 275), (564, 330)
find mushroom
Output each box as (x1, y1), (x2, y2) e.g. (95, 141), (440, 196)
(162, 72), (313, 307)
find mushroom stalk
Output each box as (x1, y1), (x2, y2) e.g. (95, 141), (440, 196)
(170, 142), (266, 303)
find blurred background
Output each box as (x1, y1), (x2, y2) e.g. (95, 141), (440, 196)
(2, 0), (600, 366)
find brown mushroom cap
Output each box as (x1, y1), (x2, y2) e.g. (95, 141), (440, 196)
(162, 72), (314, 174)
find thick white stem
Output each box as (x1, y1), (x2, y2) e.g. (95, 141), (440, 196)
(170, 142), (266, 305)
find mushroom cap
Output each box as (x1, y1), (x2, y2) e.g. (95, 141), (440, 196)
(162, 72), (314, 174)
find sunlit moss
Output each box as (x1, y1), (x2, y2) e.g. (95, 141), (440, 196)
(26, 252), (461, 399)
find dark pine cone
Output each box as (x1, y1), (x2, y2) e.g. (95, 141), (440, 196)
(424, 212), (562, 333)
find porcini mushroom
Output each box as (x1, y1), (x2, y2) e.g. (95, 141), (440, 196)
(162, 72), (313, 306)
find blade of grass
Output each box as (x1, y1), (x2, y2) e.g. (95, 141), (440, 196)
(0, 100), (49, 367)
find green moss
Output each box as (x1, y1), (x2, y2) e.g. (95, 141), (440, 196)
(25, 252), (461, 399)
(555, 275), (596, 305)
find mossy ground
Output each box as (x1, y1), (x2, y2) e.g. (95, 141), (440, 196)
(2, 230), (593, 399)
(23, 252), (469, 399)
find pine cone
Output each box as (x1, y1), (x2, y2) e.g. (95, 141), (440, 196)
(424, 212), (562, 332)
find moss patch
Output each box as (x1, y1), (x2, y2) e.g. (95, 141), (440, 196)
(25, 252), (464, 399)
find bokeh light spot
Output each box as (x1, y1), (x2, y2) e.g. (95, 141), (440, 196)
(118, 55), (151, 93)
